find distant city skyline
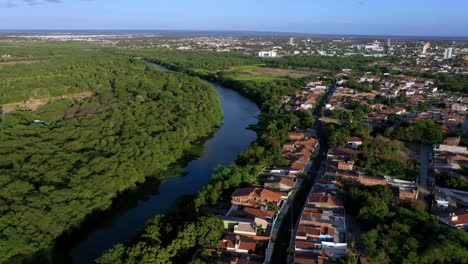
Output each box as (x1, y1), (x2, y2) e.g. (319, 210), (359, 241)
(1, 0), (468, 37)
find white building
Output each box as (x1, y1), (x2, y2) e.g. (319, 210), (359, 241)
(364, 44), (384, 51)
(258, 51), (277, 57)
(289, 37), (295, 45)
(444, 48), (453, 60)
(422, 42), (431, 55)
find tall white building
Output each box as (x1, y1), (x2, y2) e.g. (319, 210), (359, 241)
(289, 37), (295, 45)
(444, 48), (453, 60)
(422, 41), (431, 55)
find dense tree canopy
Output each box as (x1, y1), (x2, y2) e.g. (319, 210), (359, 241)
(97, 214), (224, 264)
(0, 47), (222, 262)
(393, 119), (444, 144)
(345, 185), (468, 264)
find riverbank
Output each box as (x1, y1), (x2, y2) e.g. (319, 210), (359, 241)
(94, 53), (326, 263)
(52, 66), (259, 264)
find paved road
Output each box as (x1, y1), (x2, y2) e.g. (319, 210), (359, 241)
(270, 84), (335, 264)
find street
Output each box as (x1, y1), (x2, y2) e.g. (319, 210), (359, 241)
(270, 83), (335, 264)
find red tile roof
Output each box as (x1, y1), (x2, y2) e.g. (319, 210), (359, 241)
(280, 177), (296, 187)
(218, 235), (236, 249)
(238, 237), (257, 251)
(290, 132), (306, 140)
(243, 206), (275, 220)
(232, 187), (282, 201)
(453, 213), (468, 225)
(308, 194), (343, 207)
(294, 253), (332, 264)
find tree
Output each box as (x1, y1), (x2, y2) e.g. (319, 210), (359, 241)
(195, 216), (224, 249)
(358, 200), (390, 224)
(328, 124), (350, 147)
(361, 229), (379, 257)
(393, 119), (443, 144)
(95, 244), (126, 264)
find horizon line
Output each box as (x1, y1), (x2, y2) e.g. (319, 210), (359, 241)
(1, 29), (468, 39)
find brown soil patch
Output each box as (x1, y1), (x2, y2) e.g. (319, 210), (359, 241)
(0, 91), (93, 113)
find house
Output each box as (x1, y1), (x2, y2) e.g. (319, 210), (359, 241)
(385, 177), (419, 200)
(433, 152), (468, 171)
(406, 89), (416, 96)
(296, 224), (336, 242)
(236, 236), (257, 253)
(451, 103), (467, 112)
(308, 194), (343, 208)
(443, 136), (461, 146)
(437, 209), (468, 230)
(283, 142), (296, 151)
(218, 235), (257, 253)
(397, 188), (419, 200)
(296, 190), (347, 258)
(337, 161), (353, 171)
(258, 51), (277, 57)
(231, 187), (282, 206)
(234, 222), (257, 236)
(435, 144), (468, 155)
(337, 171), (387, 187)
(347, 137), (363, 150)
(290, 132), (306, 141)
(290, 160), (308, 173)
(294, 253), (332, 264)
(243, 207), (275, 229)
(218, 235), (236, 252)
(264, 177), (296, 191)
(295, 240), (322, 253)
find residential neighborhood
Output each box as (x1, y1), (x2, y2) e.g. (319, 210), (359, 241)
(214, 128), (322, 263)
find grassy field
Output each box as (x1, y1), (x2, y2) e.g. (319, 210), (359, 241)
(223, 64), (327, 82)
(227, 73), (289, 82)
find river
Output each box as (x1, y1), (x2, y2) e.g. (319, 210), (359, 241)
(58, 63), (259, 263)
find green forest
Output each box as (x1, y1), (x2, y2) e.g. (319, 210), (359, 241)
(0, 43), (222, 262)
(345, 185), (468, 263)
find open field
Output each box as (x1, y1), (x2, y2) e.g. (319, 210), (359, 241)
(224, 64), (329, 81)
(227, 73), (289, 82)
(240, 66), (328, 78)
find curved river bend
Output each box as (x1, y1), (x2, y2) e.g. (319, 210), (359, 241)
(60, 64), (259, 263)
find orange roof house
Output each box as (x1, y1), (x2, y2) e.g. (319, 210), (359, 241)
(308, 194), (343, 208)
(290, 132), (306, 141)
(231, 187), (283, 206)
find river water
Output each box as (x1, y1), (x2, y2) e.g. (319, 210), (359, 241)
(60, 64), (259, 263)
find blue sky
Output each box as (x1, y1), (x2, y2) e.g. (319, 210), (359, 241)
(1, 0), (467, 36)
